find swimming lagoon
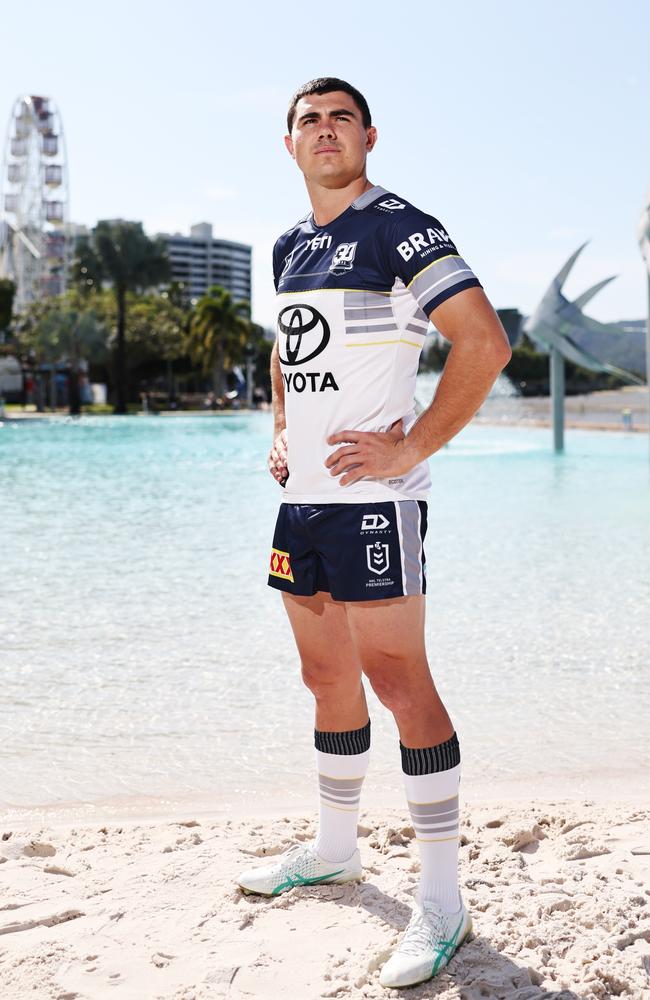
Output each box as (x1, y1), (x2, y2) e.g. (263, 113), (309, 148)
(1, 410), (649, 815)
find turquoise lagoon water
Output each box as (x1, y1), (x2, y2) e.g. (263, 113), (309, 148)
(1, 411), (649, 814)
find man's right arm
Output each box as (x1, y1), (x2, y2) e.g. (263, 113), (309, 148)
(268, 340), (288, 483)
(271, 340), (285, 436)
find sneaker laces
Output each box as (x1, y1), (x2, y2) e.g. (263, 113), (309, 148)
(398, 904), (447, 957)
(277, 842), (311, 873)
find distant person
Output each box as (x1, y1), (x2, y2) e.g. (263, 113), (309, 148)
(23, 372), (34, 409)
(236, 77), (511, 989)
(622, 408), (633, 431)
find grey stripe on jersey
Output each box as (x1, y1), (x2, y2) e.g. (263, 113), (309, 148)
(345, 322), (397, 335)
(343, 290), (391, 309)
(410, 257), (475, 310)
(344, 306), (394, 321)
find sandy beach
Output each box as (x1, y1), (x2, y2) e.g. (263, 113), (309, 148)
(474, 386), (649, 433)
(1, 798), (648, 1000)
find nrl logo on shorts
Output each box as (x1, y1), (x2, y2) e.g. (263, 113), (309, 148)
(367, 542), (390, 575)
(329, 242), (357, 274)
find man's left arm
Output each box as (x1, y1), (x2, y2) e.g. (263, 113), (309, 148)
(326, 286), (511, 486)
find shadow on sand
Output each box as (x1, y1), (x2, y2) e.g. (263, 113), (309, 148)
(347, 884), (587, 1000)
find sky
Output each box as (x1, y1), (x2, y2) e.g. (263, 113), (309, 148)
(3, 0), (650, 329)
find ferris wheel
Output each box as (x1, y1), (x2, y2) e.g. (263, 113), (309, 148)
(0, 95), (70, 312)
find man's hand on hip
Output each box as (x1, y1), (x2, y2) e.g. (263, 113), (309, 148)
(269, 428), (288, 484)
(326, 420), (416, 487)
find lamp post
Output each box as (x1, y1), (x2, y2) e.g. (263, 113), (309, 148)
(550, 347), (565, 453)
(646, 273), (650, 451)
(244, 342), (256, 409)
(637, 187), (650, 459)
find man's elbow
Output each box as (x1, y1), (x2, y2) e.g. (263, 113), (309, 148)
(492, 337), (512, 371)
(471, 326), (511, 372)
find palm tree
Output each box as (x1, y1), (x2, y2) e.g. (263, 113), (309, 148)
(186, 285), (251, 399)
(72, 221), (169, 414)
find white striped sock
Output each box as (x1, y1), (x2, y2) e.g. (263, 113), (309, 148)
(403, 762), (461, 912)
(314, 747), (370, 862)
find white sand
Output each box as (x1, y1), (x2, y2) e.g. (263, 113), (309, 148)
(1, 800), (649, 1000)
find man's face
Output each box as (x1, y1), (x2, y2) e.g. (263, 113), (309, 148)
(284, 90), (377, 189)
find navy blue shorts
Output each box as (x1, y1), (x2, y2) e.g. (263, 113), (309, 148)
(267, 501), (427, 602)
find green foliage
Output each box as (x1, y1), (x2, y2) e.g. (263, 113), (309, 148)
(71, 221), (170, 294)
(14, 292), (109, 367)
(506, 334), (628, 395)
(71, 220), (171, 413)
(419, 338), (450, 372)
(127, 294), (187, 366)
(0, 278), (16, 332)
(186, 285), (252, 396)
(505, 334), (549, 391)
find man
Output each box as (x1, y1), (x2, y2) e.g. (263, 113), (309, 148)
(237, 77), (511, 990)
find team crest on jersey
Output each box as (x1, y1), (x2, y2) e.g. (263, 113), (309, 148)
(269, 547), (294, 582)
(329, 242), (357, 274)
(367, 542), (390, 575)
(377, 199), (405, 211)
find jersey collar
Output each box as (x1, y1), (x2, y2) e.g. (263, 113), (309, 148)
(308, 184), (389, 231)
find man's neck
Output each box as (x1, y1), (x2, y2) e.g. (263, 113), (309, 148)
(306, 176), (374, 227)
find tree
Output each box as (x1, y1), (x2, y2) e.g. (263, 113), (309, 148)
(127, 292), (189, 401)
(186, 285), (251, 399)
(71, 221), (170, 413)
(0, 278), (16, 340)
(15, 294), (109, 413)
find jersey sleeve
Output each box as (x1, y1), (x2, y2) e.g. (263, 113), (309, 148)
(272, 238), (284, 293)
(387, 210), (482, 316)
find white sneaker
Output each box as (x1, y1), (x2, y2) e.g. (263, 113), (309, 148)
(237, 842), (362, 897)
(379, 892), (473, 989)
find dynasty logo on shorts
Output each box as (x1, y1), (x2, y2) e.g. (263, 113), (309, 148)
(269, 547), (294, 582)
(360, 513), (390, 533)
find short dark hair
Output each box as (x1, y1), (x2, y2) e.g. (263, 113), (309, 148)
(287, 77), (372, 133)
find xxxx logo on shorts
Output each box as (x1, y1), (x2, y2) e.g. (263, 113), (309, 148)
(269, 547), (294, 583)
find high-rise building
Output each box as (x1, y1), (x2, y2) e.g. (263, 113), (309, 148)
(159, 222), (252, 308)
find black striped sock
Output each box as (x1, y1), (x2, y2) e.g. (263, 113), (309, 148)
(400, 731), (460, 775)
(314, 719), (371, 755)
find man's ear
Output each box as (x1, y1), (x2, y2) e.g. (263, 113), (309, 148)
(284, 135), (295, 159)
(366, 126), (378, 153)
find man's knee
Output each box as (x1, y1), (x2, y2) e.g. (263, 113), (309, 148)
(300, 657), (359, 699)
(361, 654), (429, 712)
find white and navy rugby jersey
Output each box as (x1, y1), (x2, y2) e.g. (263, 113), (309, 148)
(273, 184), (482, 503)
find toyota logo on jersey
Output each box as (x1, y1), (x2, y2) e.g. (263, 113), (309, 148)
(277, 304), (330, 366)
